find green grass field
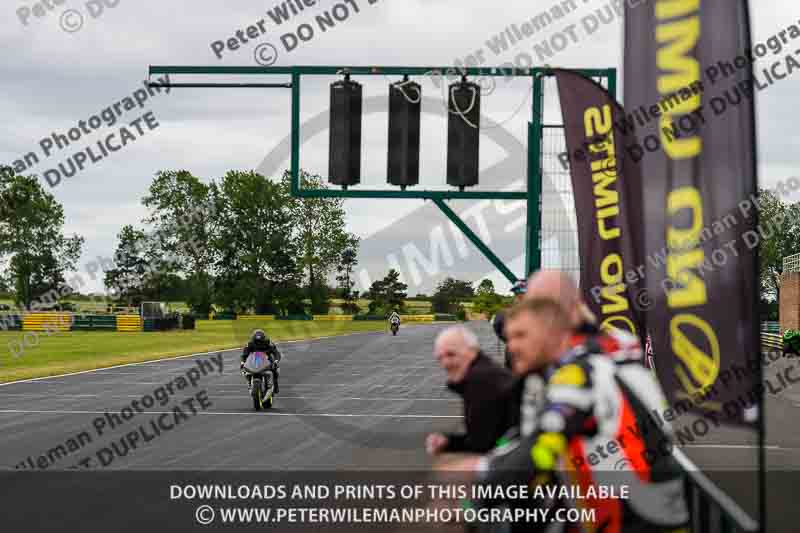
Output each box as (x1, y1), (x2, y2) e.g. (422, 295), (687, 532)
(0, 319), (399, 384)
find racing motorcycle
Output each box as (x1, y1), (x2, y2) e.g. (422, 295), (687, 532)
(390, 317), (400, 336)
(241, 351), (275, 410)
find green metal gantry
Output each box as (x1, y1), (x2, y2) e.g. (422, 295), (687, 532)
(147, 65), (615, 286)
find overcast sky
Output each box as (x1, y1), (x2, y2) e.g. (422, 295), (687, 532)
(2, 0), (798, 296)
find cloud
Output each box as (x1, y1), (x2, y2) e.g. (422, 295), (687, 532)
(1, 0), (798, 294)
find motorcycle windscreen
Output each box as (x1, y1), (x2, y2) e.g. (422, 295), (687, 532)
(243, 352), (272, 374)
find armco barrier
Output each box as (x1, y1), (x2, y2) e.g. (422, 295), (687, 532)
(211, 313), (460, 322)
(276, 314), (312, 320)
(762, 332), (783, 351)
(116, 315), (143, 332)
(761, 321), (780, 334)
(0, 314), (22, 331)
(73, 315), (117, 331)
(22, 313), (72, 332)
(400, 314), (434, 322)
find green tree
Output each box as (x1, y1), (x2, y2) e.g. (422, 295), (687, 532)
(431, 277), (474, 314)
(213, 170), (300, 314)
(336, 245), (360, 314)
(472, 278), (504, 316)
(367, 269), (407, 315)
(476, 279), (495, 296)
(281, 170), (359, 307)
(308, 279), (331, 314)
(757, 189), (800, 300)
(0, 266), (11, 296)
(104, 226), (182, 306)
(104, 225), (149, 306)
(0, 167), (83, 308)
(143, 170), (217, 315)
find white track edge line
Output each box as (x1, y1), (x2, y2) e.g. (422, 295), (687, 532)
(0, 329), (389, 387)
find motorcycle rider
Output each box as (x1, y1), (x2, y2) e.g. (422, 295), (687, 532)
(388, 310), (401, 329)
(241, 329), (282, 394)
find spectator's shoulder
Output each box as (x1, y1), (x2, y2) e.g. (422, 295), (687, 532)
(469, 354), (513, 392)
(473, 352), (507, 373)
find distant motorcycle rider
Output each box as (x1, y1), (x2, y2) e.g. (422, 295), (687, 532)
(388, 311), (401, 326)
(241, 329), (282, 394)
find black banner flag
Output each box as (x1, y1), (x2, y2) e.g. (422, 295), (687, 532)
(624, 1), (759, 427)
(554, 69), (647, 346)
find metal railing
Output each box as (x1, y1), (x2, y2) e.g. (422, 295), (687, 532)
(784, 252), (800, 273)
(673, 449), (759, 533)
(760, 321), (780, 333)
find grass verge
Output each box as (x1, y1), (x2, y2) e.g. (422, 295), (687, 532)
(0, 319), (402, 384)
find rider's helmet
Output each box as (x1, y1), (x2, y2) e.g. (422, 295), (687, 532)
(511, 279), (527, 296)
(252, 329), (268, 344)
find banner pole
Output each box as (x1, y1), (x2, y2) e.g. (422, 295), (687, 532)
(741, 0), (765, 527)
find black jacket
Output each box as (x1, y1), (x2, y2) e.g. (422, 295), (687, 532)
(444, 352), (518, 453)
(492, 311), (507, 342)
(241, 339), (281, 363)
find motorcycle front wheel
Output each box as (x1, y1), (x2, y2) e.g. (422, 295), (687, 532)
(252, 378), (262, 411)
(264, 375), (274, 409)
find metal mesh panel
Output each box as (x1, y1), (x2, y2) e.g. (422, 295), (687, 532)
(785, 253), (800, 273)
(541, 125), (579, 282)
(537, 75), (610, 286)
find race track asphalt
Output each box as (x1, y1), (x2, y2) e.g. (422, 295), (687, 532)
(0, 322), (468, 471)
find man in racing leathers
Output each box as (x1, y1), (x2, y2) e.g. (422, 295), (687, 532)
(241, 329), (282, 394)
(388, 310), (401, 328)
(441, 271), (688, 532)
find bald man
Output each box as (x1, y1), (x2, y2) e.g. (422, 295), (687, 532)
(524, 269), (596, 330)
(427, 325), (517, 455)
